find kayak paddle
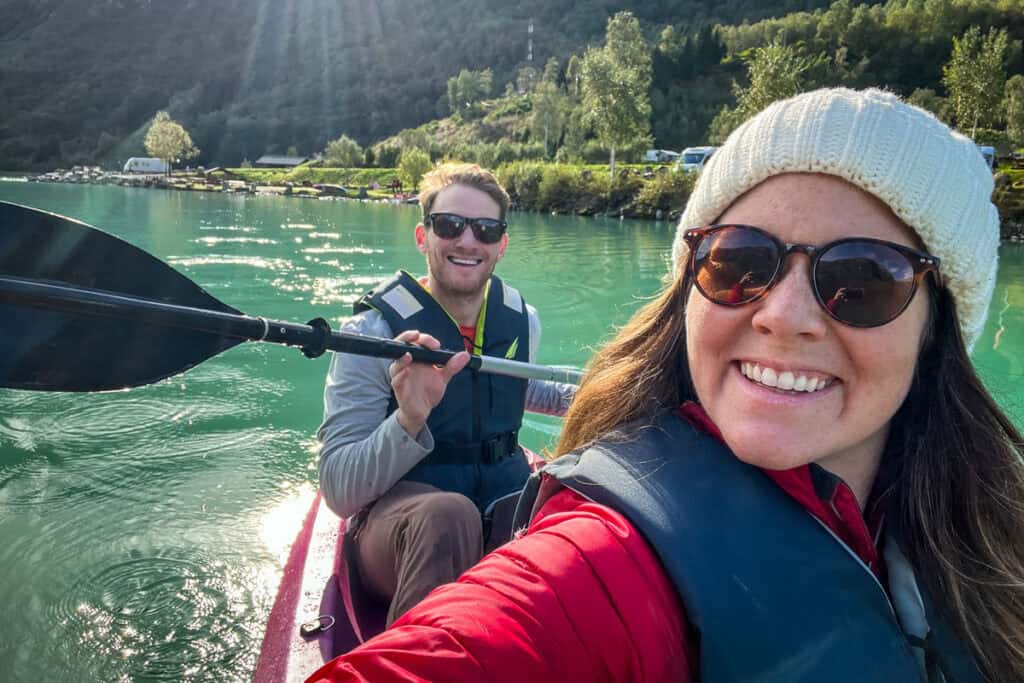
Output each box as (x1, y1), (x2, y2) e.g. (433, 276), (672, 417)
(0, 201), (583, 392)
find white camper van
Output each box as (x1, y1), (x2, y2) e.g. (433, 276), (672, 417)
(123, 157), (170, 174)
(678, 146), (717, 173)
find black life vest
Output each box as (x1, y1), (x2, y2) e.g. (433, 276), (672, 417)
(355, 271), (531, 511)
(514, 412), (982, 682)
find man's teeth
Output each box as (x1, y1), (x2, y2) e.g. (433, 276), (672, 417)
(740, 362), (832, 393)
(449, 256), (482, 265)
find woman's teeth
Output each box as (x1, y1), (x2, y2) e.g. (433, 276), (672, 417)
(740, 362), (832, 393)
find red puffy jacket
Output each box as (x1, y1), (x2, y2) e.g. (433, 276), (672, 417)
(307, 407), (880, 683)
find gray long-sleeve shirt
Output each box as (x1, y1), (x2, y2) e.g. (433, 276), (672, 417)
(317, 306), (576, 519)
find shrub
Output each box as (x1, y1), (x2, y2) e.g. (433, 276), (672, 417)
(497, 162), (546, 209)
(974, 128), (1012, 156)
(398, 148), (433, 189)
(535, 165), (615, 215)
(633, 171), (696, 217)
(376, 145), (402, 167)
(324, 134), (363, 167)
(537, 165), (581, 213)
(287, 165), (315, 184)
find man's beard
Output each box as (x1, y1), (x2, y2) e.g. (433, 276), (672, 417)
(428, 251), (495, 298)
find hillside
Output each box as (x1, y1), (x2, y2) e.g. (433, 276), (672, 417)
(0, 0), (837, 170)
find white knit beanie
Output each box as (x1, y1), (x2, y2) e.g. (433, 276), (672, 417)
(673, 87), (1000, 350)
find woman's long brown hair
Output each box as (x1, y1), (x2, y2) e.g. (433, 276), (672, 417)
(555, 271), (694, 453)
(557, 276), (1024, 680)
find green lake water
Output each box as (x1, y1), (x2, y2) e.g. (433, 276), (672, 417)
(0, 180), (1021, 681)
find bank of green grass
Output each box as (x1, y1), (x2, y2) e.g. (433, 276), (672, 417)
(228, 166), (399, 187)
(222, 161), (1023, 227)
(223, 161), (693, 219)
(498, 162), (696, 218)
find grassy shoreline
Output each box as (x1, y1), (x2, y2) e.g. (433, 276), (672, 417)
(19, 162), (1024, 231)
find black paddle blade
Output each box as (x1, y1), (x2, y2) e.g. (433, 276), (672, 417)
(0, 201), (244, 391)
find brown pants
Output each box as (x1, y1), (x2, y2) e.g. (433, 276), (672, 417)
(353, 480), (484, 626)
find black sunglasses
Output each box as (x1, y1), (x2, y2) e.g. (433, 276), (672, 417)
(683, 224), (941, 328)
(426, 212), (507, 245)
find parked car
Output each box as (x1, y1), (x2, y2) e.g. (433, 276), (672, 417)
(644, 149), (681, 163)
(678, 146), (717, 173)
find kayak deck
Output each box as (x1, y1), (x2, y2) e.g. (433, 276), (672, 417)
(254, 493), (382, 682)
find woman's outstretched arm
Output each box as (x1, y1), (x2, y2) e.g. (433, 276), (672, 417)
(306, 487), (692, 683)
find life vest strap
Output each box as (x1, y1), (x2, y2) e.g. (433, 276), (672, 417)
(431, 431), (519, 464)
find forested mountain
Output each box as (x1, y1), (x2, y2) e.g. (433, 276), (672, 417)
(0, 0), (839, 169)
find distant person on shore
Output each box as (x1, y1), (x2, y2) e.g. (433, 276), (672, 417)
(316, 162), (574, 626)
(307, 89), (1023, 682)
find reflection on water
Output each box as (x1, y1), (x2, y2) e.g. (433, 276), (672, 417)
(975, 243), (1024, 423)
(0, 182), (1020, 681)
(258, 482), (317, 563)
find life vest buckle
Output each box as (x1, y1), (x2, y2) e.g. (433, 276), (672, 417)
(481, 431), (518, 464)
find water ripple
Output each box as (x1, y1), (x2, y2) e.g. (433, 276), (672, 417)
(194, 236), (278, 246)
(55, 551), (267, 682)
(301, 246), (381, 255)
(198, 225), (257, 233)
(168, 255), (296, 271)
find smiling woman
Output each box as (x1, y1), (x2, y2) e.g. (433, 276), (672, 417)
(553, 88), (1018, 682)
(684, 174), (934, 497)
(306, 89), (1023, 683)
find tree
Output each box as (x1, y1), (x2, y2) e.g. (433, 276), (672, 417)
(907, 88), (951, 124)
(708, 39), (825, 144)
(144, 111), (199, 172)
(447, 68), (493, 118)
(542, 57), (561, 85)
(657, 25), (687, 64)
(580, 12), (652, 177)
(398, 148), (433, 190)
(516, 65), (539, 94)
(560, 105), (590, 162)
(942, 26), (1009, 138)
(565, 55), (583, 99)
(324, 134), (363, 167)
(1005, 74), (1024, 148)
(530, 81), (568, 157)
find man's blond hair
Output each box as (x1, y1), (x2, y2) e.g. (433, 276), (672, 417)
(418, 162), (510, 220)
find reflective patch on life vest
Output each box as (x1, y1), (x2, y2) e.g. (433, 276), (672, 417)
(502, 282), (523, 313)
(381, 284), (424, 319)
(505, 337), (519, 359)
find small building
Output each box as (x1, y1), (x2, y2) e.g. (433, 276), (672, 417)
(254, 155), (309, 168)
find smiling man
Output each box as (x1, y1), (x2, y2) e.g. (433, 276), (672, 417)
(316, 163), (574, 626)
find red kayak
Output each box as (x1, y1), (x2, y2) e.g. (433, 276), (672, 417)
(254, 450), (544, 682)
(253, 492), (380, 682)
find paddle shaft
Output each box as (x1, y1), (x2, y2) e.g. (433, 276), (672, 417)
(0, 275), (583, 385)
